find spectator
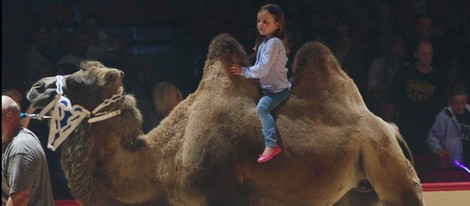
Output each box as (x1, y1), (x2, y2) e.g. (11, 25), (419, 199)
(2, 95), (55, 206)
(123, 63), (154, 132)
(367, 33), (408, 118)
(404, 13), (451, 71)
(23, 24), (63, 87)
(56, 29), (90, 71)
(81, 12), (109, 61)
(385, 41), (448, 156)
(100, 36), (136, 75)
(328, 13), (366, 96)
(368, 3), (402, 60)
(152, 81), (183, 125)
(426, 83), (470, 169)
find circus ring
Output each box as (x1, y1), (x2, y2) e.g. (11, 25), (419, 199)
(54, 182), (470, 205)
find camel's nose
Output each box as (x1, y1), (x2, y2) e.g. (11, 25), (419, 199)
(31, 81), (46, 93)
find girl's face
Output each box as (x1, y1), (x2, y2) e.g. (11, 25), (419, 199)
(257, 11), (280, 37)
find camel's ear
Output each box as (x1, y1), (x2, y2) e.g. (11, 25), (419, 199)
(104, 70), (124, 83)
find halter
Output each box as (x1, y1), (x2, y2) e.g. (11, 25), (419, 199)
(36, 75), (124, 151)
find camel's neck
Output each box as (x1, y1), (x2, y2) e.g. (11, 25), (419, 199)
(197, 60), (260, 99)
(60, 95), (167, 205)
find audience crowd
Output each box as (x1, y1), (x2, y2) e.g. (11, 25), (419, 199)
(2, 0), (469, 199)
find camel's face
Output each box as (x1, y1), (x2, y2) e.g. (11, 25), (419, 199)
(27, 61), (124, 111)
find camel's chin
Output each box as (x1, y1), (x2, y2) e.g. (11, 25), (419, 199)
(27, 89), (57, 109)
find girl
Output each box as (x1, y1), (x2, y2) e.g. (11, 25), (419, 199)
(229, 4), (291, 163)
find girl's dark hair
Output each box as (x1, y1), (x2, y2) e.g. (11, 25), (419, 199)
(253, 4), (290, 53)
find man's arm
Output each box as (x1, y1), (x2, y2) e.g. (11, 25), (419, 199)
(7, 191), (30, 206)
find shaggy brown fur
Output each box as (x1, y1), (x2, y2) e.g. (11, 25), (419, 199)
(27, 34), (424, 206)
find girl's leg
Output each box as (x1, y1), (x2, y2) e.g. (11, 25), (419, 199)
(256, 89), (290, 147)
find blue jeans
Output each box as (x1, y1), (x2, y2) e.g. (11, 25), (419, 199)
(256, 88), (290, 147)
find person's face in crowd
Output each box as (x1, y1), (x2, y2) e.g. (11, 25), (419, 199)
(377, 5), (391, 21)
(85, 18), (100, 36)
(308, 13), (323, 32)
(416, 16), (432, 39)
(412, 0), (427, 15)
(414, 43), (433, 67)
(449, 94), (468, 114)
(335, 22), (351, 38)
(393, 39), (406, 57)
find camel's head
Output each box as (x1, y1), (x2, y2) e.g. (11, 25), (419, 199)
(27, 61), (124, 111)
(206, 33), (249, 68)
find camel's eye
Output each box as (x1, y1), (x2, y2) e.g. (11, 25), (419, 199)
(105, 72), (117, 82)
(66, 78), (80, 92)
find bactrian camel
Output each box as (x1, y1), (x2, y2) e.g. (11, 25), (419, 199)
(26, 33), (424, 206)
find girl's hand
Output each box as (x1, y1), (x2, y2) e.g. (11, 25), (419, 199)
(229, 64), (242, 76)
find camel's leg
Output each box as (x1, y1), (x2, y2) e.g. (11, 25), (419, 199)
(361, 135), (424, 206)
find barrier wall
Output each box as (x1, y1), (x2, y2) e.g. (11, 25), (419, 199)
(54, 182), (470, 206)
(422, 182), (470, 206)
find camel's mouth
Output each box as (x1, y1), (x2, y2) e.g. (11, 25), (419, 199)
(27, 76), (63, 109)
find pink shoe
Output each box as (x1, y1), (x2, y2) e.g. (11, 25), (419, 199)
(257, 145), (282, 163)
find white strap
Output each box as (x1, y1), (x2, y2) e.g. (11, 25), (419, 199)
(88, 110), (121, 123)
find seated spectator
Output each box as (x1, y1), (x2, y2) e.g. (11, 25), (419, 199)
(367, 33), (408, 118)
(152, 81), (183, 125)
(426, 83), (470, 169)
(100, 35), (136, 75)
(328, 12), (366, 96)
(56, 29), (90, 71)
(23, 24), (63, 87)
(81, 12), (109, 61)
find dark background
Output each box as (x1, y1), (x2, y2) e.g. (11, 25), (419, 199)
(3, 0), (468, 97)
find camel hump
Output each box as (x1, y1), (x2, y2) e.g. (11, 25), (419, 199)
(289, 41), (359, 101)
(207, 33), (249, 66)
(291, 41), (346, 83)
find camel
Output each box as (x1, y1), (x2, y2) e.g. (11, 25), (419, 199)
(26, 33), (424, 206)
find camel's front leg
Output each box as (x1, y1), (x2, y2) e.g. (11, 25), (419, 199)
(362, 138), (424, 206)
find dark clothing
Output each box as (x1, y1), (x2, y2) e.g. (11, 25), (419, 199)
(389, 65), (448, 154)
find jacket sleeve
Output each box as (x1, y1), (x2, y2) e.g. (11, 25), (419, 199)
(426, 112), (447, 153)
(242, 39), (280, 79)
